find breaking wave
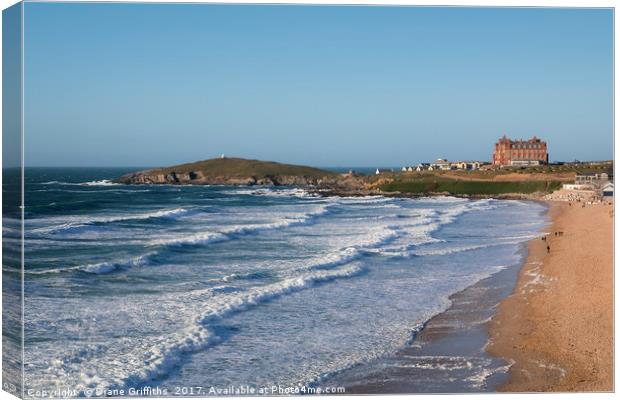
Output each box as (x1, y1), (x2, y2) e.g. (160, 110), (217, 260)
(31, 208), (195, 234)
(39, 180), (120, 186)
(73, 262), (366, 391)
(149, 203), (334, 247)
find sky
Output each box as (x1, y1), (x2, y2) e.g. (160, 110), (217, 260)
(20, 3), (613, 167)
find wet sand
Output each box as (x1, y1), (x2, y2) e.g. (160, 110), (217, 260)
(487, 201), (614, 392)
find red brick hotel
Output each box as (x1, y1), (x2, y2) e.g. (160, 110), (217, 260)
(492, 135), (549, 167)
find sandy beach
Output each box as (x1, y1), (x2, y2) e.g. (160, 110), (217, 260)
(487, 201), (614, 391)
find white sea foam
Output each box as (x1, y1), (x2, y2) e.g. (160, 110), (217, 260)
(81, 180), (120, 186)
(399, 355), (483, 371)
(78, 253), (154, 274)
(412, 243), (495, 257)
(150, 203), (334, 247)
(225, 188), (318, 198)
(61, 262), (366, 391)
(149, 231), (229, 247)
(28, 204), (336, 276)
(39, 180), (120, 186)
(31, 208), (194, 234)
(25, 252), (159, 275)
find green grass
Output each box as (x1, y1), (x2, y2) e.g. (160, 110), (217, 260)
(148, 157), (335, 178)
(501, 163), (613, 175)
(381, 179), (562, 195)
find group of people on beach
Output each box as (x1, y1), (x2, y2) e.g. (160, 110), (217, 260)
(542, 231), (565, 253)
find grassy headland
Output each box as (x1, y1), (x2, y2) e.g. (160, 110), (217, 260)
(380, 177), (562, 196)
(370, 164), (606, 196)
(147, 157), (335, 179)
(114, 157), (340, 186)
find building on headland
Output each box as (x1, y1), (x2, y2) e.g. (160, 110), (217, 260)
(432, 158), (452, 171)
(416, 163), (430, 171)
(558, 171), (613, 202)
(492, 135), (549, 167)
(575, 172), (610, 185)
(451, 161), (481, 170)
(398, 161), (483, 172)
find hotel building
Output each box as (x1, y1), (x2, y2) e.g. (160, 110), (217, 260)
(492, 135), (549, 166)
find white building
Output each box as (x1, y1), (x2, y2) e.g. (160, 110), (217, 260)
(432, 158), (452, 171)
(562, 184), (593, 191)
(452, 161), (482, 170)
(416, 163), (430, 171)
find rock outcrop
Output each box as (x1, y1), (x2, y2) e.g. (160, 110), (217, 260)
(114, 170), (341, 187)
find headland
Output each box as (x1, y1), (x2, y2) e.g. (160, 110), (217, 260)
(114, 157), (613, 199)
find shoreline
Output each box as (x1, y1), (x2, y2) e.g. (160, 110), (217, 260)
(312, 188), (544, 200)
(486, 200), (614, 391)
(323, 200), (544, 393)
(328, 261), (526, 393)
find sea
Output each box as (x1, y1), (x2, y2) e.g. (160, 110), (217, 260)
(2, 167), (548, 396)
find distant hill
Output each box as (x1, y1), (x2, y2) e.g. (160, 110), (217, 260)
(114, 157), (339, 186)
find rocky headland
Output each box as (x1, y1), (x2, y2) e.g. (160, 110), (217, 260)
(114, 157), (372, 192)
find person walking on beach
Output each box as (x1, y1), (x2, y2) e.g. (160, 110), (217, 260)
(547, 245), (550, 253)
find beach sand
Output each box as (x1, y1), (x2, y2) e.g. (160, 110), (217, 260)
(487, 201), (614, 392)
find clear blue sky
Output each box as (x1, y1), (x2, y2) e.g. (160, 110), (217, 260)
(23, 3), (613, 167)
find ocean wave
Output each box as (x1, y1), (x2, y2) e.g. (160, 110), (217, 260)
(81, 180), (119, 186)
(220, 270), (274, 282)
(411, 237), (529, 257)
(217, 224), (397, 285)
(39, 180), (120, 186)
(33, 188), (153, 194)
(411, 243), (495, 257)
(41, 224), (405, 387)
(335, 196), (397, 205)
(31, 204), (336, 276)
(149, 231), (229, 247)
(149, 203), (334, 247)
(78, 253), (154, 274)
(224, 188), (318, 198)
(31, 208), (195, 234)
(102, 262), (365, 391)
(434, 199), (500, 226)
(25, 252), (158, 275)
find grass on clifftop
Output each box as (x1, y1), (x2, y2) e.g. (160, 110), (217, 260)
(148, 158), (335, 178)
(381, 179), (562, 195)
